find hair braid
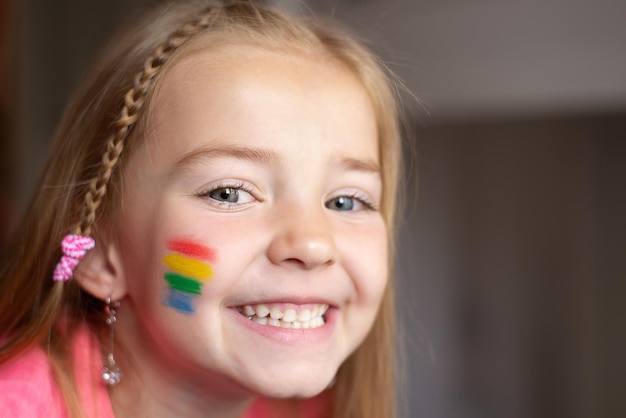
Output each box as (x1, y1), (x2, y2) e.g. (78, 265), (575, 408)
(74, 9), (216, 237)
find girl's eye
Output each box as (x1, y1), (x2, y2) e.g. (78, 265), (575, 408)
(326, 196), (355, 211)
(198, 183), (256, 207)
(209, 187), (240, 203)
(325, 195), (375, 212)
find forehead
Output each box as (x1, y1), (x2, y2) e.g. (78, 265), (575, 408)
(142, 46), (379, 162)
(153, 42), (372, 110)
(155, 44), (370, 112)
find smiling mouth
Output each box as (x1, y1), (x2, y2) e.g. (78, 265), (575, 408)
(237, 303), (329, 329)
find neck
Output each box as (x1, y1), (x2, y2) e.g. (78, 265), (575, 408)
(108, 343), (254, 418)
(109, 304), (254, 418)
(110, 379), (252, 418)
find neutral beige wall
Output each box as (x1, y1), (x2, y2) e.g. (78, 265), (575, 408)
(399, 115), (626, 418)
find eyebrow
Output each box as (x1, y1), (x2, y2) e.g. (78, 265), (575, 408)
(171, 143), (380, 175)
(173, 144), (277, 171)
(331, 155), (381, 174)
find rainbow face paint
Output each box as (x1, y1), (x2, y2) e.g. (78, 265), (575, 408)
(162, 238), (216, 314)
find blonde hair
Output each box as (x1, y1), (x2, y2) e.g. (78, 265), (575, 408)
(0, 1), (402, 417)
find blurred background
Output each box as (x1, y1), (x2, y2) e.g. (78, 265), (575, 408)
(2, 0), (625, 417)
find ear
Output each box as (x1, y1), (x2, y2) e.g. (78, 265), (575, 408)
(73, 234), (127, 301)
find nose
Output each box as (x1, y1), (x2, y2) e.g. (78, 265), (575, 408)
(266, 208), (337, 270)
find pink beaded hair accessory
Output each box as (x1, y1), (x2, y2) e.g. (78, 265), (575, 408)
(53, 234), (96, 281)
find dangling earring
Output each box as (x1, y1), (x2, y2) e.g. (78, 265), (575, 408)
(101, 296), (122, 386)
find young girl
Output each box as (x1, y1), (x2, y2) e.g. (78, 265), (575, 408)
(0, 1), (402, 417)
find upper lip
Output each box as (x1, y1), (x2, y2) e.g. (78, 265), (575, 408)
(227, 296), (338, 309)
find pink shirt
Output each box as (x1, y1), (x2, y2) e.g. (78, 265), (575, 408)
(0, 325), (114, 417)
(0, 326), (330, 417)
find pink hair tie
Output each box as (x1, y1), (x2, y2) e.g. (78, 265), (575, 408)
(53, 234), (96, 281)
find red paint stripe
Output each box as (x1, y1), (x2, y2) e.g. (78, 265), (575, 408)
(166, 239), (216, 262)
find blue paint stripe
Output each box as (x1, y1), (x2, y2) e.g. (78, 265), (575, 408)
(164, 289), (196, 314)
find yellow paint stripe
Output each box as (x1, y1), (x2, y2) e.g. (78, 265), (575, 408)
(163, 253), (213, 281)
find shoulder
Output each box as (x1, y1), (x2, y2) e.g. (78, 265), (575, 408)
(0, 345), (66, 417)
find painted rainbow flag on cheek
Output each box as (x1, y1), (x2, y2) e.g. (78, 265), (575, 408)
(162, 239), (216, 314)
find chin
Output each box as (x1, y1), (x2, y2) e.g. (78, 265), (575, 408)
(257, 380), (333, 399)
(239, 364), (337, 399)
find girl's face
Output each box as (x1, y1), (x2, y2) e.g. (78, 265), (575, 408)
(114, 46), (387, 399)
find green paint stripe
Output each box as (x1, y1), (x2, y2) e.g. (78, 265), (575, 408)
(164, 272), (203, 295)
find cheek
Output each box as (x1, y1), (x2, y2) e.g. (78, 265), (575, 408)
(343, 222), (389, 304)
(160, 238), (219, 315)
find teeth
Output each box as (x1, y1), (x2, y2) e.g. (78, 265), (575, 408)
(283, 309), (297, 322)
(256, 304), (270, 318)
(297, 309), (311, 322)
(267, 317), (281, 327)
(269, 307), (283, 319)
(252, 316), (268, 325)
(239, 303), (329, 329)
